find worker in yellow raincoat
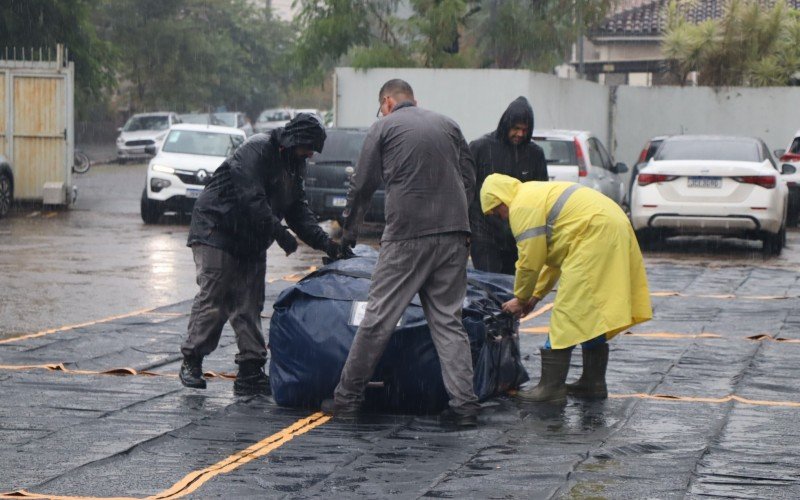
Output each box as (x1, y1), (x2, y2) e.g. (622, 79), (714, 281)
(480, 174), (652, 403)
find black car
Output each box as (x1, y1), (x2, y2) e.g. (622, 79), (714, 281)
(628, 135), (668, 202)
(0, 154), (13, 218)
(304, 128), (385, 224)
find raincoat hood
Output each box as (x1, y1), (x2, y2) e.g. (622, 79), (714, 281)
(277, 113), (327, 153)
(481, 173), (521, 214)
(494, 96), (534, 145)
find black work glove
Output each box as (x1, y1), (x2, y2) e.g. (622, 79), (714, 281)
(274, 225), (298, 256)
(341, 235), (357, 250)
(324, 239), (355, 263)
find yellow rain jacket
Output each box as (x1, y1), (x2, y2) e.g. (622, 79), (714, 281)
(480, 174), (652, 349)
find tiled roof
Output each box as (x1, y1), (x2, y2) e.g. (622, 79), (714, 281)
(593, 0), (800, 37)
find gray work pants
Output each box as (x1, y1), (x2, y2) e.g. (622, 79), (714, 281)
(181, 244), (267, 365)
(334, 233), (480, 413)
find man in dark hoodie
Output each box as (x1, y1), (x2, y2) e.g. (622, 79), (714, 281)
(179, 113), (352, 396)
(468, 96), (548, 274)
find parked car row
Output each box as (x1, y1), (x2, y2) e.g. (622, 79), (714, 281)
(253, 108), (326, 134)
(132, 111), (798, 258)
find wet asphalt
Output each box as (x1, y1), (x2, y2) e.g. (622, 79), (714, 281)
(1, 161), (800, 498)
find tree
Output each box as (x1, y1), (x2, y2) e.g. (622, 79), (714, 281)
(475, 0), (614, 71)
(0, 0), (117, 118)
(95, 0), (293, 117)
(293, 0), (614, 78)
(662, 0), (800, 86)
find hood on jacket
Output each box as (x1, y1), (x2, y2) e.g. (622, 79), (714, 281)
(277, 113), (327, 153)
(481, 173), (521, 214)
(494, 96), (534, 145)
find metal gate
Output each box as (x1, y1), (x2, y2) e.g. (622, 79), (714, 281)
(0, 46), (74, 204)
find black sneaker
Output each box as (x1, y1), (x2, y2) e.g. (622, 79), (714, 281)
(179, 356), (207, 389)
(320, 398), (360, 422)
(439, 407), (478, 428)
(233, 361), (271, 396)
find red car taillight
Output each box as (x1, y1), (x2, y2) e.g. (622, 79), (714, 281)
(637, 143), (650, 164)
(637, 173), (677, 186)
(733, 175), (776, 189)
(574, 138), (587, 177)
(779, 152), (800, 162)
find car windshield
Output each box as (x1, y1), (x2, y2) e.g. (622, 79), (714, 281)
(123, 115), (169, 132)
(258, 109), (292, 122)
(655, 139), (761, 162)
(533, 138), (577, 165)
(161, 130), (244, 156)
(311, 129), (366, 162)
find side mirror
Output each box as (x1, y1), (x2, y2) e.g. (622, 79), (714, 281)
(614, 162), (628, 174)
(774, 149), (786, 159)
(781, 163), (797, 175)
(145, 145), (157, 156)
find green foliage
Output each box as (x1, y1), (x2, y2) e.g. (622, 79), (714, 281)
(0, 0), (117, 119)
(476, 0), (613, 71)
(96, 0), (293, 117)
(294, 0), (614, 78)
(663, 0), (800, 86)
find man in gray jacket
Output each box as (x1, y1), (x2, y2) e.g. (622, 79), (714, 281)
(321, 79), (481, 427)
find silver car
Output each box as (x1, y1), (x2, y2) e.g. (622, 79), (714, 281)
(532, 129), (629, 209)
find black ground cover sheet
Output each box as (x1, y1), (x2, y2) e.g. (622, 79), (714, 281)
(1, 264), (800, 498)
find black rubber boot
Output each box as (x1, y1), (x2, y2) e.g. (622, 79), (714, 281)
(566, 344), (609, 399)
(320, 398), (360, 422)
(233, 360), (271, 396)
(179, 355), (207, 389)
(514, 348), (572, 404)
(438, 407), (479, 428)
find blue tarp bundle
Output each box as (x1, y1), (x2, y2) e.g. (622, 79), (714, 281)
(269, 249), (529, 413)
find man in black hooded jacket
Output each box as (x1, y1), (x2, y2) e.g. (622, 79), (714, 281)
(179, 113), (351, 396)
(468, 96), (548, 274)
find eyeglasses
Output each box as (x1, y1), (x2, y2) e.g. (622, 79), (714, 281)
(376, 97), (385, 118)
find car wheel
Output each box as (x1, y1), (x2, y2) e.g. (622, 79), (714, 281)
(762, 227), (785, 256)
(635, 228), (661, 250)
(140, 188), (163, 224)
(0, 172), (12, 218)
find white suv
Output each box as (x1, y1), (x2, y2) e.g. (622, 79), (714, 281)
(532, 129), (629, 209)
(140, 124), (246, 224)
(116, 112), (181, 163)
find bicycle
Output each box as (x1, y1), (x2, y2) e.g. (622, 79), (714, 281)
(73, 150), (91, 174)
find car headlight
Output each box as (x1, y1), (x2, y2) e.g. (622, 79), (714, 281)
(151, 164), (175, 174)
(116, 137), (124, 145)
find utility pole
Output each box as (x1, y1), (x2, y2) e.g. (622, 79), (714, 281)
(577, 0), (584, 79)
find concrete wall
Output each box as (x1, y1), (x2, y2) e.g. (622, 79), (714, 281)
(334, 67), (610, 145)
(614, 85), (800, 166)
(335, 67), (800, 170)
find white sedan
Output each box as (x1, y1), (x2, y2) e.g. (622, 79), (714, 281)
(140, 124), (246, 224)
(630, 135), (791, 255)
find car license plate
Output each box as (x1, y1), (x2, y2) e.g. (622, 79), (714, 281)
(330, 196), (347, 207)
(185, 188), (203, 199)
(688, 176), (722, 188)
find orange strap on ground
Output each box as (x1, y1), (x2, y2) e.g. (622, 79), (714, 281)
(651, 291), (794, 300)
(520, 303), (553, 323)
(148, 412), (330, 499)
(611, 393), (800, 408)
(267, 265), (318, 284)
(0, 363), (237, 380)
(0, 413), (330, 500)
(0, 308), (166, 345)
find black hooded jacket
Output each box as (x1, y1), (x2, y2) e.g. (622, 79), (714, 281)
(468, 96), (548, 248)
(187, 113), (331, 258)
